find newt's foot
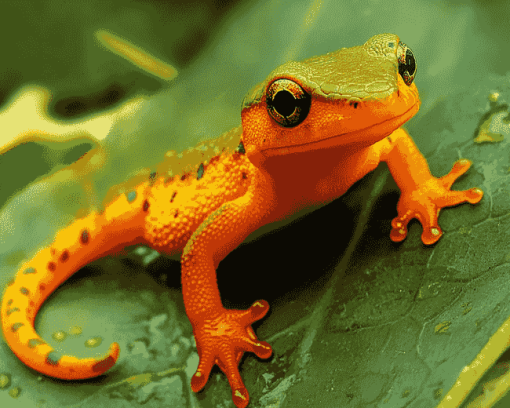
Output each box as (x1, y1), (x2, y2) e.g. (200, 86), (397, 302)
(390, 159), (483, 245)
(190, 300), (272, 408)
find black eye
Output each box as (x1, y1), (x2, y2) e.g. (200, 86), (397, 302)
(266, 79), (311, 127)
(397, 42), (416, 86)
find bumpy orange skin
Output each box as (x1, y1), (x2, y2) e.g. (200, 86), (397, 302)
(1, 34), (482, 408)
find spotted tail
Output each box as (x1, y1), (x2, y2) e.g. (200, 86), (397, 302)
(1, 184), (149, 379)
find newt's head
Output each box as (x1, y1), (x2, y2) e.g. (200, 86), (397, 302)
(241, 33), (419, 164)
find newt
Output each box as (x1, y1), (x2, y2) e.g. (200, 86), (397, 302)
(1, 34), (483, 407)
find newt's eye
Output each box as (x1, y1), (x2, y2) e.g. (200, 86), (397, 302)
(397, 42), (416, 86)
(266, 79), (311, 127)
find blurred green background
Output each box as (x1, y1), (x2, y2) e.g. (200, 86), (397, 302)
(1, 0), (509, 205)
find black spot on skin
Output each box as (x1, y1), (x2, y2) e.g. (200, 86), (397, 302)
(387, 136), (393, 143)
(81, 229), (89, 244)
(170, 191), (177, 203)
(28, 338), (46, 348)
(174, 210), (179, 218)
(237, 141), (246, 154)
(242, 172), (248, 179)
(20, 287), (29, 296)
(209, 156), (220, 165)
(11, 322), (24, 332)
(39, 284), (46, 292)
(6, 307), (20, 316)
(149, 171), (156, 181)
(181, 174), (187, 181)
(143, 200), (150, 211)
(92, 355), (116, 373)
(60, 250), (69, 262)
(197, 163), (205, 180)
(48, 262), (56, 272)
(23, 267), (36, 274)
(46, 351), (62, 366)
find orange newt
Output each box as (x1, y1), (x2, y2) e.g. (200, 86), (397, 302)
(1, 34), (483, 407)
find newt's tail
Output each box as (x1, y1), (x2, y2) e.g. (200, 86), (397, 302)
(1, 186), (149, 379)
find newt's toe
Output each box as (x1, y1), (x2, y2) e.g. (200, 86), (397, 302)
(191, 352), (215, 392)
(420, 225), (443, 246)
(232, 386), (250, 408)
(465, 187), (483, 204)
(390, 211), (411, 242)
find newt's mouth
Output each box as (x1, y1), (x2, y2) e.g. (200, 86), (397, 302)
(260, 100), (420, 158)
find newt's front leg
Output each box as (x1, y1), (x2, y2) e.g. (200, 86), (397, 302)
(181, 190), (274, 408)
(379, 128), (483, 245)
